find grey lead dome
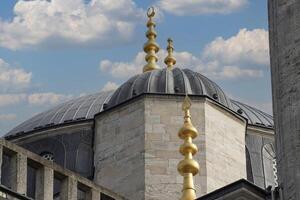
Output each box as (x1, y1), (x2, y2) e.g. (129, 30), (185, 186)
(5, 68), (273, 138)
(5, 91), (114, 138)
(107, 68), (233, 109)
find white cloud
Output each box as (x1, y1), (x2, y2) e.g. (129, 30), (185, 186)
(100, 52), (145, 78)
(203, 28), (269, 66)
(211, 65), (263, 79)
(0, 94), (27, 107)
(0, 58), (32, 92)
(28, 93), (73, 105)
(100, 28), (268, 80)
(157, 0), (248, 15)
(99, 50), (203, 78)
(0, 92), (73, 107)
(101, 81), (119, 91)
(224, 66), (263, 78)
(0, 0), (144, 50)
(0, 114), (17, 121)
(0, 58), (73, 108)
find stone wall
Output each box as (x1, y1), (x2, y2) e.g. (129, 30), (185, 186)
(94, 95), (247, 200)
(204, 101), (247, 193)
(94, 98), (145, 200)
(0, 139), (124, 200)
(144, 96), (206, 198)
(144, 95), (247, 199)
(4, 124), (95, 198)
(268, 0), (300, 199)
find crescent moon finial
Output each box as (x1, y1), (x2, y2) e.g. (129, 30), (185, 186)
(143, 6), (160, 73)
(147, 6), (155, 18)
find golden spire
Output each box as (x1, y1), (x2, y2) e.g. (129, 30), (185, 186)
(178, 95), (200, 200)
(164, 38), (176, 69)
(143, 7), (160, 73)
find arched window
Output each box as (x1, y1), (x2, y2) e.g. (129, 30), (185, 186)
(24, 138), (65, 166)
(40, 151), (54, 162)
(262, 143), (278, 188)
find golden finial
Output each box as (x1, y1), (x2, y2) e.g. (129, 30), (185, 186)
(143, 7), (160, 73)
(178, 95), (200, 200)
(164, 38), (176, 69)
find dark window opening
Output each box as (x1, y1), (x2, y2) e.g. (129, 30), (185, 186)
(1, 153), (13, 189)
(26, 165), (37, 199)
(53, 176), (62, 200)
(77, 187), (87, 200)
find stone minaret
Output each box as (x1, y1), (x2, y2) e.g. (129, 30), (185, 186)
(268, 0), (300, 199)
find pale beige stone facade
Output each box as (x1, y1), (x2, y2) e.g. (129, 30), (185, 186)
(144, 96), (247, 198)
(94, 95), (247, 200)
(204, 102), (247, 193)
(94, 98), (145, 200)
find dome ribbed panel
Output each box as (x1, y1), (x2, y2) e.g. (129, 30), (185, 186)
(166, 69), (175, 93)
(108, 87), (122, 107)
(52, 101), (76, 124)
(210, 81), (232, 109)
(118, 75), (139, 104)
(60, 97), (86, 123)
(250, 107), (273, 125)
(231, 100), (253, 123)
(235, 103), (262, 124)
(172, 68), (186, 94)
(133, 72), (151, 95)
(181, 69), (193, 94)
(147, 70), (166, 93)
(38, 104), (65, 126)
(87, 92), (112, 117)
(156, 69), (167, 93)
(183, 69), (232, 109)
(195, 72), (215, 98)
(182, 69), (203, 95)
(74, 94), (99, 119)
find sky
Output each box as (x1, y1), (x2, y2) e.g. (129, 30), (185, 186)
(0, 0), (271, 135)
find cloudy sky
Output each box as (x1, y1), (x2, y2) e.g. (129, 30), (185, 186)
(0, 0), (271, 135)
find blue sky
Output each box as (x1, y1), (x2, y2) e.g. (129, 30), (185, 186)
(0, 0), (271, 135)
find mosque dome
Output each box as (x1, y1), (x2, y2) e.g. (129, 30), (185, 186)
(107, 67), (232, 109)
(5, 91), (114, 139)
(5, 68), (273, 139)
(5, 8), (273, 140)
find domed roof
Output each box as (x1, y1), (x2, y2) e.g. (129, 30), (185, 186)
(5, 69), (273, 139)
(107, 68), (233, 109)
(231, 100), (273, 128)
(5, 91), (114, 138)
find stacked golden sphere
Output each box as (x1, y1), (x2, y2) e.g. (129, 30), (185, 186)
(178, 95), (200, 200)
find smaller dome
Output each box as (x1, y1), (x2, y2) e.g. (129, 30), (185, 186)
(231, 100), (273, 128)
(107, 68), (233, 109)
(5, 91), (114, 138)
